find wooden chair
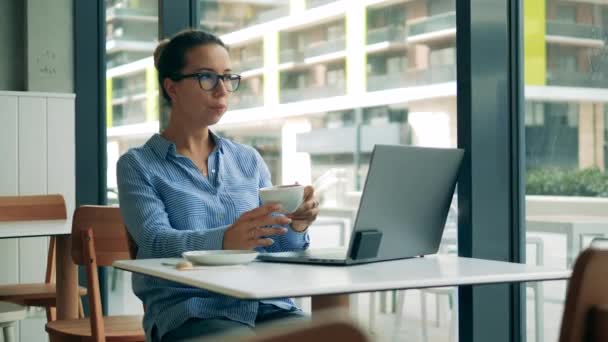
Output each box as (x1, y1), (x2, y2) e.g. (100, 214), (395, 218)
(0, 195), (86, 321)
(45, 206), (144, 342)
(559, 247), (608, 342)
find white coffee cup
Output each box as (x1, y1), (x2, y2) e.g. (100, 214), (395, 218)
(259, 184), (305, 214)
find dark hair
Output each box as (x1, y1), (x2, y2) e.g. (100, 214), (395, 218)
(154, 30), (227, 103)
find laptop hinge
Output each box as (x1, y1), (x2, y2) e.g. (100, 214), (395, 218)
(349, 229), (383, 260)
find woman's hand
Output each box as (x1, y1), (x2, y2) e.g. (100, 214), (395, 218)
(287, 185), (319, 232)
(223, 204), (291, 250)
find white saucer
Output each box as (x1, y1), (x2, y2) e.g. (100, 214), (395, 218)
(182, 250), (259, 266)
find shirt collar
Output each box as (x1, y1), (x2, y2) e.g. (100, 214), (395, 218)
(147, 131), (225, 160)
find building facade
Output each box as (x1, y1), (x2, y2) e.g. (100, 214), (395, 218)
(105, 0), (608, 201)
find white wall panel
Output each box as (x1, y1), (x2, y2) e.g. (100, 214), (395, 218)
(0, 95), (20, 286)
(0, 91), (74, 342)
(0, 95), (18, 195)
(47, 97), (75, 226)
(17, 96), (49, 285)
(17, 96), (47, 195)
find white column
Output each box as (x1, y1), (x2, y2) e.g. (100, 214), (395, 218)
(281, 119), (312, 185)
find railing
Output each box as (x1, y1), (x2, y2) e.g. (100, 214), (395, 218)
(546, 21), (604, 41)
(546, 70), (608, 88)
(367, 26), (407, 45)
(306, 0), (337, 9)
(106, 29), (157, 43)
(230, 94), (264, 110)
(250, 6), (289, 25)
(367, 65), (456, 91)
(233, 56), (264, 72)
(280, 83), (346, 103)
(280, 49), (304, 64)
(112, 112), (147, 127)
(106, 6), (157, 19)
(112, 86), (148, 99)
(408, 12), (456, 37)
(200, 12), (245, 33)
(304, 38), (346, 58)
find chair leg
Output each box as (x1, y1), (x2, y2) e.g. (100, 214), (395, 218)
(435, 293), (441, 327)
(533, 283), (544, 342)
(46, 306), (57, 322)
(369, 292), (377, 334)
(390, 291), (407, 342)
(420, 291), (429, 342)
(449, 289), (458, 342)
(78, 298), (85, 319)
(2, 323), (16, 342)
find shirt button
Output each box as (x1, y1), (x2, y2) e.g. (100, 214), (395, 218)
(212, 169), (216, 173)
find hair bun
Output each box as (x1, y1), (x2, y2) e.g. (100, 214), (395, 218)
(153, 39), (170, 69)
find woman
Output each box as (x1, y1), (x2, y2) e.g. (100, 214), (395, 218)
(117, 30), (319, 342)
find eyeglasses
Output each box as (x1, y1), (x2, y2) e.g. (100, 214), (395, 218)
(171, 71), (241, 92)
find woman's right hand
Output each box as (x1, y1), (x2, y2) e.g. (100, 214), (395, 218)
(223, 203), (291, 250)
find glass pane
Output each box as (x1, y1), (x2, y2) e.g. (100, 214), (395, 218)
(201, 0), (457, 340)
(524, 1), (608, 341)
(104, 0), (158, 316)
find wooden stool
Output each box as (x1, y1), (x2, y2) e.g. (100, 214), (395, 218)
(0, 301), (27, 342)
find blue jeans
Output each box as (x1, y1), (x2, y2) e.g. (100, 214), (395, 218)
(161, 303), (309, 341)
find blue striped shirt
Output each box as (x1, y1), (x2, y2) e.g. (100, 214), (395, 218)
(116, 133), (310, 341)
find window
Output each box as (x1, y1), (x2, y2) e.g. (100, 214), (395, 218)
(102, 0), (458, 336)
(104, 0), (159, 316)
(525, 0), (608, 340)
(201, 1), (458, 338)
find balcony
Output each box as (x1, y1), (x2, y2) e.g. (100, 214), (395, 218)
(250, 6), (289, 25)
(546, 21), (605, 45)
(112, 86), (147, 100)
(233, 56), (264, 72)
(106, 7), (157, 22)
(280, 83), (346, 103)
(367, 65), (456, 91)
(306, 0), (337, 9)
(546, 70), (608, 88)
(367, 26), (407, 45)
(407, 12), (456, 45)
(106, 39), (156, 54)
(280, 49), (304, 64)
(230, 93), (264, 110)
(200, 12), (244, 34)
(304, 38), (346, 59)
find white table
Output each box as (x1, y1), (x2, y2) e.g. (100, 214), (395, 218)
(0, 216), (79, 322)
(114, 255), (570, 314)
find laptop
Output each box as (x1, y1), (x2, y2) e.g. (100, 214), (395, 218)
(258, 144), (464, 266)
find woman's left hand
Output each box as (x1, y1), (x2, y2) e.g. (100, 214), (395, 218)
(286, 185), (319, 232)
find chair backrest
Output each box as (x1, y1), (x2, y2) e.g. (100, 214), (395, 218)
(70, 205), (133, 342)
(0, 195), (68, 322)
(71, 205), (133, 266)
(0, 194), (67, 283)
(559, 248), (608, 342)
(0, 194), (66, 222)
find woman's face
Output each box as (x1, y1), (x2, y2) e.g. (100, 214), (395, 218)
(167, 44), (232, 127)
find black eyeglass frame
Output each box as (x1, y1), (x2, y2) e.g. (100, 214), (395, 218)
(170, 71), (242, 92)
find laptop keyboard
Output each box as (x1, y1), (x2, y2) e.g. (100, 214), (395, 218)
(264, 247), (348, 260)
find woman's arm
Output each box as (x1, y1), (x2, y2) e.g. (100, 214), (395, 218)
(252, 149), (310, 252)
(117, 154), (229, 258)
